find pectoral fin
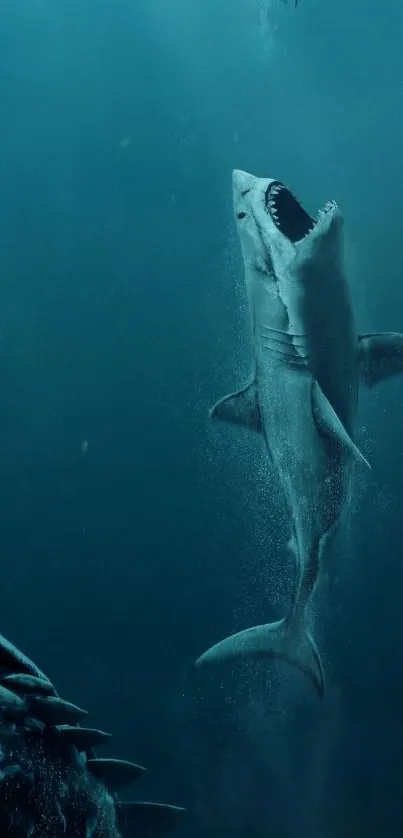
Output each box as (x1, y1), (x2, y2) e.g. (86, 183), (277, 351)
(312, 380), (370, 469)
(358, 332), (403, 388)
(210, 380), (261, 433)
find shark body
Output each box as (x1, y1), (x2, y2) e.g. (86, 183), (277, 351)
(196, 168), (403, 695)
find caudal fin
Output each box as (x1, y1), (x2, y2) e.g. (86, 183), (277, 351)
(195, 619), (324, 697)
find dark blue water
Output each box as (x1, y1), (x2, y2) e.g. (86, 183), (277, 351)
(0, 1), (403, 835)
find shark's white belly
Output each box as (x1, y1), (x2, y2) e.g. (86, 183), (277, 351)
(257, 356), (351, 553)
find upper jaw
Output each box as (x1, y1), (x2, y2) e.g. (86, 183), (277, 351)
(263, 180), (339, 245)
(232, 169), (341, 255)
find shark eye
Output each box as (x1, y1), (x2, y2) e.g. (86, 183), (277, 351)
(237, 212), (246, 220)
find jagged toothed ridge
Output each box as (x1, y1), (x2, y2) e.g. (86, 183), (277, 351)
(264, 180), (336, 243)
(0, 633), (186, 838)
(87, 758), (147, 791)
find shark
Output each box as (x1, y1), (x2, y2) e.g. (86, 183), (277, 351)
(196, 168), (403, 696)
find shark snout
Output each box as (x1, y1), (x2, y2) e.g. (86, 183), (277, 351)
(232, 169), (256, 199)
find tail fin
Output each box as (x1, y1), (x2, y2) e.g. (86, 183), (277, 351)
(195, 619), (324, 697)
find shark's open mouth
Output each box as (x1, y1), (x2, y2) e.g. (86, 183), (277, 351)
(265, 181), (316, 243)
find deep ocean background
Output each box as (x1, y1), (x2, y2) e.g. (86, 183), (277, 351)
(0, 0), (403, 835)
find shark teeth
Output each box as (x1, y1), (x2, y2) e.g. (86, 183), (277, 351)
(317, 200), (336, 220)
(266, 184), (284, 216)
(265, 182), (316, 243)
(268, 191), (282, 214)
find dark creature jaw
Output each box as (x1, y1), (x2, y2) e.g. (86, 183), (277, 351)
(0, 634), (186, 838)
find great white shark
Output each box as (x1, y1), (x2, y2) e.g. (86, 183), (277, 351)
(196, 168), (403, 696)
